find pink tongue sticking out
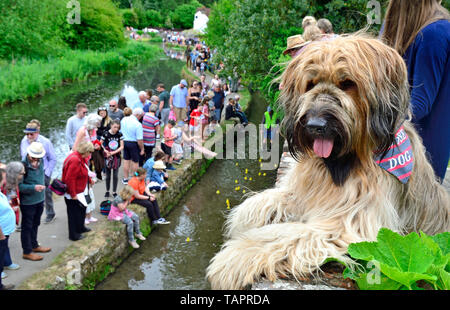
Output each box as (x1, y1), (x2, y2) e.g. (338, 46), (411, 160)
(313, 138), (334, 158)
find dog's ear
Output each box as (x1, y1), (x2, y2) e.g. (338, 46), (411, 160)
(364, 40), (410, 154)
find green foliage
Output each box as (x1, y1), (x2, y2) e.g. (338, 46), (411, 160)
(122, 9), (140, 28)
(0, 0), (68, 60)
(170, 0), (203, 29)
(0, 42), (163, 105)
(64, 0), (126, 51)
(145, 10), (164, 27)
(205, 0), (236, 48)
(341, 228), (449, 290)
(206, 0), (393, 111)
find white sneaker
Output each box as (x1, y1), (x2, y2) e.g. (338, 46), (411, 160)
(84, 219), (90, 225)
(89, 217), (98, 223)
(129, 240), (140, 249)
(136, 234), (146, 241)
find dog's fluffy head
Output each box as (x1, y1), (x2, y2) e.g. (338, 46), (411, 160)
(279, 35), (411, 185)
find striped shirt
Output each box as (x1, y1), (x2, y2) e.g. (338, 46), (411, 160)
(142, 113), (160, 146)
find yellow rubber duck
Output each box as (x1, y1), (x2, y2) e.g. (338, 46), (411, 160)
(216, 190), (220, 194)
(186, 237), (190, 242)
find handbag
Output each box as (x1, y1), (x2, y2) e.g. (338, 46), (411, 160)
(169, 109), (177, 121)
(49, 179), (67, 196)
(84, 183), (92, 205)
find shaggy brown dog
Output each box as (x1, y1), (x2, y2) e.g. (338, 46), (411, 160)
(206, 35), (450, 290)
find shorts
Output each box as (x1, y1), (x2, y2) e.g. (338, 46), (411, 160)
(161, 143), (172, 156)
(123, 141), (140, 163)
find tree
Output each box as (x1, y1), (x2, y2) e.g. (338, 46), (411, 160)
(205, 0), (236, 49)
(64, 0), (126, 51)
(0, 0), (68, 59)
(170, 0), (203, 29)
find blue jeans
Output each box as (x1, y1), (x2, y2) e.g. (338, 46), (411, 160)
(0, 236), (9, 289)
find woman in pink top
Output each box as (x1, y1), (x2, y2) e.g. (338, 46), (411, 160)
(108, 186), (146, 249)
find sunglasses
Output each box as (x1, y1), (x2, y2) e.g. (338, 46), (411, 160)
(29, 157), (40, 162)
(26, 133), (37, 136)
(109, 105), (116, 108)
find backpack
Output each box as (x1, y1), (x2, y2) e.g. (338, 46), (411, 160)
(100, 200), (112, 216)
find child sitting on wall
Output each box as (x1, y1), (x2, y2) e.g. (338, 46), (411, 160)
(148, 160), (168, 192)
(107, 185), (146, 249)
(143, 151), (168, 185)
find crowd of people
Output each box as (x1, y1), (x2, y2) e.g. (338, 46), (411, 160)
(0, 69), (244, 289)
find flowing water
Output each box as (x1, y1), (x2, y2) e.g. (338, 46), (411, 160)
(0, 47), (184, 177)
(96, 91), (282, 290)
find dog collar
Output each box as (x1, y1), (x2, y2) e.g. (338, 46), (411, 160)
(374, 125), (414, 184)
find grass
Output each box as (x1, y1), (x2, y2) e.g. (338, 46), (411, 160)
(0, 41), (164, 106)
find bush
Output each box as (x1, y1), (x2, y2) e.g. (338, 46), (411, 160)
(145, 9), (164, 28)
(170, 0), (203, 29)
(0, 42), (163, 105)
(64, 0), (126, 51)
(122, 9), (139, 28)
(0, 0), (67, 60)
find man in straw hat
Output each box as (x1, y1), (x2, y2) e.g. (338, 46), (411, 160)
(283, 34), (310, 58)
(20, 121), (57, 224)
(19, 142), (51, 261)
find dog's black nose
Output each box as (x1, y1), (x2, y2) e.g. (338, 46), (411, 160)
(306, 117), (327, 134)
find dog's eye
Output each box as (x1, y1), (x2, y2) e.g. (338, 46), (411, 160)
(338, 80), (356, 91)
(306, 81), (315, 92)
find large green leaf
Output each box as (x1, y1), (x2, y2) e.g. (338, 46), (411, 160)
(348, 228), (437, 289)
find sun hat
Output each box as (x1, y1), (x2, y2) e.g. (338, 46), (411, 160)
(180, 79), (188, 87)
(27, 142), (46, 159)
(282, 35), (310, 55)
(153, 160), (166, 170)
(23, 123), (39, 134)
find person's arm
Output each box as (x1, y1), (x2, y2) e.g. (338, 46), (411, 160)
(409, 27), (448, 122)
(136, 124), (144, 155)
(20, 137), (28, 160)
(112, 139), (124, 156)
(65, 118), (73, 147)
(72, 128), (85, 153)
(133, 189), (149, 200)
(0, 227), (5, 240)
(45, 139), (57, 177)
(117, 201), (129, 212)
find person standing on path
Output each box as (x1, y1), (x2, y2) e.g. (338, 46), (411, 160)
(212, 85), (225, 124)
(62, 141), (95, 241)
(101, 120), (124, 198)
(120, 108), (145, 184)
(108, 99), (124, 122)
(157, 83), (171, 134)
(65, 103), (88, 150)
(0, 167), (16, 290)
(19, 142), (51, 261)
(132, 91), (150, 110)
(20, 121), (57, 224)
(142, 104), (160, 163)
(169, 80), (189, 127)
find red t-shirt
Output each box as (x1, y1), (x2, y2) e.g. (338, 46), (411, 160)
(189, 109), (202, 127)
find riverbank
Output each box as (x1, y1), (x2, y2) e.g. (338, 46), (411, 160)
(9, 61), (251, 290)
(0, 41), (163, 106)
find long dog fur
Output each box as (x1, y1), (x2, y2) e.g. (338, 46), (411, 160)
(206, 34), (449, 290)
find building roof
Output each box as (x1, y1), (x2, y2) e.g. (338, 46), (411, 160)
(196, 7), (211, 16)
